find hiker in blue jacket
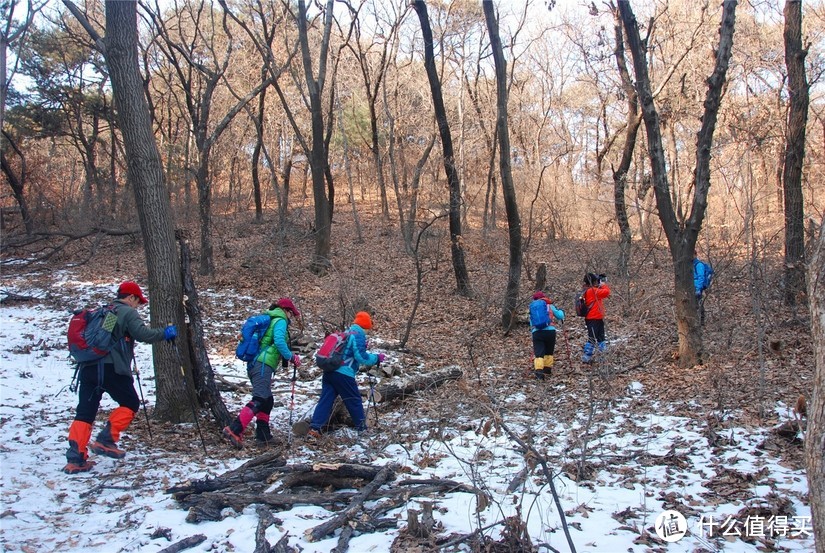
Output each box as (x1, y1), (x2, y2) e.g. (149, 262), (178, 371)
(222, 298), (301, 448)
(529, 291), (565, 379)
(308, 311), (384, 439)
(693, 251), (714, 325)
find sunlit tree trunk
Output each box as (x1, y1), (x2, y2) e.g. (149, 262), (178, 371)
(782, 0), (809, 306)
(619, 0), (737, 368)
(806, 216), (825, 552)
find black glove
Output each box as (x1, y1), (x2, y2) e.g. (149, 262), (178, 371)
(598, 274), (607, 283)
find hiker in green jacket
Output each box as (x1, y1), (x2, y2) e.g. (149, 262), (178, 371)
(222, 298), (302, 448)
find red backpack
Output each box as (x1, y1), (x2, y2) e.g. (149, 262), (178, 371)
(67, 304), (121, 364)
(315, 331), (351, 373)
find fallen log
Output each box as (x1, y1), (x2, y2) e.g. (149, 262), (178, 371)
(372, 366), (463, 404)
(306, 464), (396, 542)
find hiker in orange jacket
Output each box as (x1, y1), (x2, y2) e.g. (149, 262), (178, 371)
(581, 273), (611, 363)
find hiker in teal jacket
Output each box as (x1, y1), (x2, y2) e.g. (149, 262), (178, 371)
(222, 298), (302, 448)
(308, 311), (384, 438)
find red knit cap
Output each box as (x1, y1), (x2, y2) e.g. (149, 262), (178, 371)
(353, 311), (373, 330)
(276, 297), (300, 317)
(532, 291), (546, 300)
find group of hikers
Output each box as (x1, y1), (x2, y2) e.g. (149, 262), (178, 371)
(528, 252), (714, 380)
(62, 282), (383, 473)
(62, 252), (712, 474)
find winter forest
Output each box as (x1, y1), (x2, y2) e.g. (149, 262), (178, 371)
(2, 0), (825, 551)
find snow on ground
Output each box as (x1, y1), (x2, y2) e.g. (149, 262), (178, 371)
(0, 274), (815, 552)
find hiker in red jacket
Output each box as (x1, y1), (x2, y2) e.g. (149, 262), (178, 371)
(64, 281), (176, 474)
(581, 273), (611, 363)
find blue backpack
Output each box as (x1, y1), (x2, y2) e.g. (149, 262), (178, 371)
(529, 299), (550, 329)
(235, 314), (272, 362)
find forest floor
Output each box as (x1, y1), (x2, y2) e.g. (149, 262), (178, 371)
(0, 209), (816, 552)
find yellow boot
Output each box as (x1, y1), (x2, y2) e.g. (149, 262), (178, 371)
(543, 355), (554, 376)
(533, 357), (545, 380)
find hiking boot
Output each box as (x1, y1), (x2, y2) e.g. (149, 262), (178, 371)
(89, 440), (126, 459)
(306, 429), (322, 441)
(254, 421), (273, 446)
(533, 371), (545, 380)
(222, 425), (244, 449)
(90, 422), (127, 459)
(63, 459), (95, 474)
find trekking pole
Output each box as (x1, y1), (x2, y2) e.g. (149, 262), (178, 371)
(171, 339), (207, 454)
(287, 360), (297, 447)
(562, 322), (573, 370)
(132, 359), (153, 440)
(366, 370), (379, 426)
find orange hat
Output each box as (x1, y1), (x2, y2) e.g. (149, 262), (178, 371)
(118, 281), (148, 304)
(353, 311), (373, 330)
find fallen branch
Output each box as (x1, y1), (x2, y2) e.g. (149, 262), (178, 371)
(156, 534), (207, 553)
(306, 464), (396, 542)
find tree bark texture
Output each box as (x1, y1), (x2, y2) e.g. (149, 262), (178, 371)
(412, 0), (472, 297)
(483, 1), (522, 330)
(100, 0), (190, 421)
(783, 0), (809, 306)
(610, 3), (641, 277)
(806, 217), (825, 553)
(297, 0), (334, 275)
(179, 239), (231, 427)
(618, 1), (737, 367)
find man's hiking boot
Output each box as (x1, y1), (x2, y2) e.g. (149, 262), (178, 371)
(255, 421), (274, 446)
(89, 440), (126, 459)
(90, 422), (126, 459)
(222, 424), (244, 449)
(306, 429), (322, 442)
(63, 459), (95, 474)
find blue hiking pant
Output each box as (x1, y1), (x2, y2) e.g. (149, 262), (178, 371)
(310, 371), (366, 432)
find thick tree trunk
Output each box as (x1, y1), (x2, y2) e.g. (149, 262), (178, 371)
(413, 0), (472, 297)
(297, 0), (334, 275)
(618, 1), (736, 368)
(483, 1), (522, 330)
(806, 217), (825, 553)
(98, 0), (190, 421)
(782, 0), (809, 306)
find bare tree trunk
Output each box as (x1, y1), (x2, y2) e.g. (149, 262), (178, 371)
(64, 0), (192, 422)
(782, 0), (809, 306)
(483, 1), (521, 329)
(295, 0), (334, 275)
(1, 133), (34, 234)
(806, 216), (825, 552)
(619, 1), (737, 367)
(412, 0), (472, 297)
(610, 2), (641, 277)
